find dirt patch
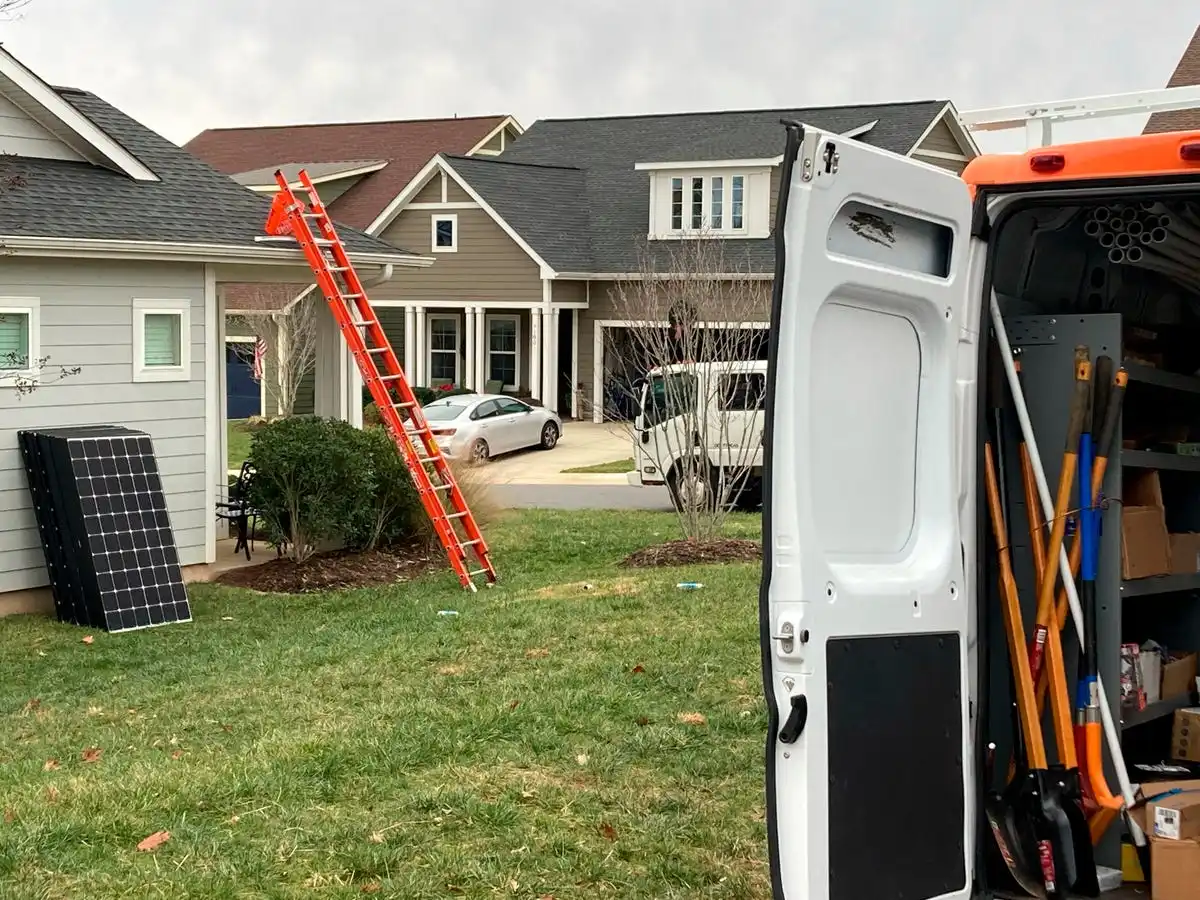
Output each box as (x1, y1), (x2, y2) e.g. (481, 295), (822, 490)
(534, 578), (642, 601)
(213, 544), (445, 594)
(620, 539), (761, 568)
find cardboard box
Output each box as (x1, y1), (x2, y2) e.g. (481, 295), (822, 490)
(1142, 646), (1164, 705)
(1170, 533), (1200, 574)
(1127, 469), (1166, 509)
(1153, 791), (1200, 841)
(1174, 708), (1200, 764)
(1151, 838), (1200, 900)
(1123, 506), (1172, 580)
(1163, 653), (1199, 701)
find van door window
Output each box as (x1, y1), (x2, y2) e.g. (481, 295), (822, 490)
(719, 372), (766, 411)
(643, 373), (696, 427)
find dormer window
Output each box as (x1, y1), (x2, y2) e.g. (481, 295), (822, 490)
(640, 160), (772, 240)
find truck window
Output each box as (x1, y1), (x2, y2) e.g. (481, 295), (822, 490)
(643, 373), (696, 427)
(719, 373), (766, 411)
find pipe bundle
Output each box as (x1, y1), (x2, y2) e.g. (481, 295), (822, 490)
(1084, 201), (1200, 294)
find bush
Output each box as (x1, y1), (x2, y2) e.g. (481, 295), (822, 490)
(247, 417), (370, 562)
(345, 426), (427, 551)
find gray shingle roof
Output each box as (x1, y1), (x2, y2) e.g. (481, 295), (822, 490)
(0, 88), (411, 258)
(231, 159), (387, 187)
(444, 100), (949, 273)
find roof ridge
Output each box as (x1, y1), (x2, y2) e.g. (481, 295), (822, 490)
(192, 114), (510, 135)
(533, 99), (948, 125)
(444, 153), (582, 173)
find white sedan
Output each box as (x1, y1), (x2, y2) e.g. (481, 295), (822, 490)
(411, 394), (562, 464)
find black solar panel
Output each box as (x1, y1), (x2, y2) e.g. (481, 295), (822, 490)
(18, 425), (192, 632)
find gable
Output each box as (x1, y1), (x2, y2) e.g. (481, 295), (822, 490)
(1145, 24), (1200, 134)
(0, 90), (85, 162)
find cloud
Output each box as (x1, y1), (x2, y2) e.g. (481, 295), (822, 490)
(2, 0), (1195, 151)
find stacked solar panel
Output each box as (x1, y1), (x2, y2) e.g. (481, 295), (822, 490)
(18, 425), (192, 632)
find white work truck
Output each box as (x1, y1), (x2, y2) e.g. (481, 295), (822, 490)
(630, 359), (767, 512)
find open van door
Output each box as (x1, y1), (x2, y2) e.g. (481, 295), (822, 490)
(761, 124), (976, 900)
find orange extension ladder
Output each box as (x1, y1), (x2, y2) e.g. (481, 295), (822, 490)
(264, 169), (497, 591)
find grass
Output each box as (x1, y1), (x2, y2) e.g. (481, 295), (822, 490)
(227, 418), (253, 472)
(0, 510), (768, 899)
(561, 457), (636, 475)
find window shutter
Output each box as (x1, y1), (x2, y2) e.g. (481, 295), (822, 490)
(143, 313), (182, 367)
(0, 312), (29, 368)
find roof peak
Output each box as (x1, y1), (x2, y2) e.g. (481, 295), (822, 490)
(1166, 22), (1200, 88)
(534, 99), (947, 126)
(194, 113), (510, 135)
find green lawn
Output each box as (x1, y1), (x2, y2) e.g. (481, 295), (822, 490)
(0, 510), (768, 899)
(561, 457), (636, 474)
(227, 418), (253, 472)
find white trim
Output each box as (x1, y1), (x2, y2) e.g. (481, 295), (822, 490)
(529, 307), (542, 402)
(431, 213), (459, 253)
(0, 235), (433, 268)
(840, 120), (878, 139)
(427, 312), (462, 386)
(440, 171), (448, 203)
(0, 47), (159, 181)
(133, 298), (192, 383)
(239, 161), (388, 191)
(484, 313), (522, 391)
(912, 148), (971, 162)
(464, 305), (476, 388)
(403, 306), (416, 377)
(465, 115), (526, 156)
(366, 155), (453, 234)
(225, 336), (255, 342)
(371, 298), (587, 309)
(570, 309), (579, 419)
(204, 266), (220, 565)
(0, 296), (41, 377)
(474, 307), (486, 393)
(906, 103), (982, 159)
(635, 156), (783, 171)
(408, 201), (479, 210)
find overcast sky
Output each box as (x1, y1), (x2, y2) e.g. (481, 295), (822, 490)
(3, 1), (1196, 154)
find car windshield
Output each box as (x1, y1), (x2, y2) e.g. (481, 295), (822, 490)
(643, 373), (696, 428)
(421, 400), (472, 422)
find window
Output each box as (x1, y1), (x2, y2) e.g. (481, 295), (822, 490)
(486, 315), (521, 390)
(133, 299), (191, 383)
(428, 315), (460, 384)
(642, 372), (696, 428)
(432, 214), (457, 252)
(0, 298), (38, 372)
(670, 177), (683, 230)
(720, 372), (766, 411)
(711, 176), (724, 230)
(471, 399), (500, 421)
(691, 176), (704, 229)
(496, 398), (531, 416)
(731, 175), (744, 230)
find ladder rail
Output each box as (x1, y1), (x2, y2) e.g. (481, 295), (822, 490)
(265, 168), (497, 589)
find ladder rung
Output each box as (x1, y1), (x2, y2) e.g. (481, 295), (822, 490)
(312, 237), (335, 246)
(392, 401), (417, 410)
(367, 347), (389, 354)
(330, 266), (350, 273)
(459, 539), (484, 548)
(433, 482), (455, 491)
(445, 510), (469, 519)
(379, 374), (405, 382)
(466, 569), (492, 578)
(349, 319), (376, 327)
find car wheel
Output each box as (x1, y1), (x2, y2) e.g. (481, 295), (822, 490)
(667, 460), (715, 514)
(539, 421), (560, 450)
(469, 439), (490, 466)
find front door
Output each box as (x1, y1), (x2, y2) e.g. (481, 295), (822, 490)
(761, 125), (975, 900)
(226, 341), (261, 419)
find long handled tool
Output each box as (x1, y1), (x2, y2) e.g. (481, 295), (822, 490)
(989, 291), (1151, 878)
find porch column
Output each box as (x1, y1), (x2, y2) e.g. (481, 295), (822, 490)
(570, 310), (580, 419)
(314, 303), (354, 421)
(464, 305), (476, 389)
(414, 306), (427, 385)
(529, 306), (542, 402)
(403, 306), (416, 376)
(475, 307), (486, 389)
(544, 306), (560, 413)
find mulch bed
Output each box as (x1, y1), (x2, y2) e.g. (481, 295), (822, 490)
(620, 538), (762, 568)
(214, 544), (445, 594)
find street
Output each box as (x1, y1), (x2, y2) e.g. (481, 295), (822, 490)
(492, 483), (674, 511)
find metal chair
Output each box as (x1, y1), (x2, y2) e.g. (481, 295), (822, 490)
(215, 461), (259, 561)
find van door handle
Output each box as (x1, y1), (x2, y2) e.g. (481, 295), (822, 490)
(778, 694), (808, 744)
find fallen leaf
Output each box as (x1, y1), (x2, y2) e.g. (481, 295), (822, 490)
(368, 831), (385, 844)
(228, 815), (240, 825)
(80, 747), (103, 763)
(361, 884), (381, 895)
(170, 750), (184, 761)
(221, 616), (234, 621)
(437, 665), (465, 676)
(677, 712), (707, 726)
(508, 700), (520, 711)
(44, 786), (59, 803)
(539, 895), (557, 900)
(525, 648), (550, 659)
(220, 724), (233, 733)
(22, 698), (41, 714)
(575, 753), (589, 766)
(3, 808), (13, 824)
(136, 830), (170, 852)
(636, 716), (650, 727)
(81, 636), (94, 645)
(599, 822), (618, 842)
(42, 759), (60, 771)
(631, 664), (645, 674)
(36, 650), (46, 657)
(87, 706), (103, 717)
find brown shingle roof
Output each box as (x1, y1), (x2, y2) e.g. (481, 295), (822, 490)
(183, 115), (510, 230)
(221, 283), (313, 313)
(1144, 24), (1200, 134)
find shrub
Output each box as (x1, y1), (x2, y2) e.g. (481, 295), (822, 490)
(363, 402), (382, 427)
(345, 426), (427, 551)
(247, 417), (370, 562)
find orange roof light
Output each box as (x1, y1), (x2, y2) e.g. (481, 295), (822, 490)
(1030, 153), (1065, 173)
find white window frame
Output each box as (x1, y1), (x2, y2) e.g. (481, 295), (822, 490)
(431, 213), (458, 253)
(484, 313), (522, 392)
(426, 313), (462, 386)
(657, 171), (752, 237)
(0, 296), (40, 376)
(225, 335), (267, 417)
(133, 298), (192, 383)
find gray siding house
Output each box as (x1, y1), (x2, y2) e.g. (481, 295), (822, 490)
(0, 46), (428, 614)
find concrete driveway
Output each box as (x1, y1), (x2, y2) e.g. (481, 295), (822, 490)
(481, 421), (634, 485)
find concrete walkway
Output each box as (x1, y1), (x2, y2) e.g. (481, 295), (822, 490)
(482, 421), (635, 485)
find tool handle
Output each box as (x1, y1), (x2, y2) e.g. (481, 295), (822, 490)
(1064, 347), (1092, 456)
(1095, 368), (1128, 464)
(1091, 356), (1113, 441)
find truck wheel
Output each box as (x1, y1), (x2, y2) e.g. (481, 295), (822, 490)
(732, 483), (762, 512)
(667, 460), (716, 513)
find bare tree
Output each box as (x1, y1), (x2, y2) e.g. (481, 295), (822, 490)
(0, 0), (31, 17)
(230, 290), (320, 418)
(588, 237), (771, 540)
(1, 313), (80, 396)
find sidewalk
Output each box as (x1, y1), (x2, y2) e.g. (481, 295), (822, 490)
(482, 421), (635, 485)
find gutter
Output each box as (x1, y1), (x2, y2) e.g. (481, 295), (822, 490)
(0, 235), (435, 268)
(553, 271), (774, 281)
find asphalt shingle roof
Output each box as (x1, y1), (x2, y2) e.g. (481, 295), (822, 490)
(1144, 24), (1200, 135)
(441, 100), (950, 273)
(0, 88), (405, 258)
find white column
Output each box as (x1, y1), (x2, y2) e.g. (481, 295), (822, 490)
(464, 305), (476, 390)
(570, 309), (579, 419)
(414, 306), (427, 385)
(529, 307), (542, 401)
(475, 307), (487, 389)
(403, 306), (416, 376)
(345, 340), (363, 428)
(545, 306), (560, 413)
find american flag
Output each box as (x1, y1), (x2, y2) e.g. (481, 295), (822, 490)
(251, 337), (267, 382)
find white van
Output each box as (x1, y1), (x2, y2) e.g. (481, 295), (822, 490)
(631, 358), (767, 512)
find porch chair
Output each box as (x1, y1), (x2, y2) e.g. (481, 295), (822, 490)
(215, 461), (260, 561)
(485, 379), (504, 394)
